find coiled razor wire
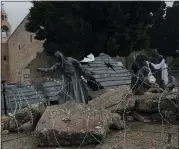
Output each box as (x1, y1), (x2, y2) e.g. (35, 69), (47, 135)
(1, 66), (179, 149)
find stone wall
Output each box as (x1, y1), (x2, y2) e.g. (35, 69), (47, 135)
(25, 51), (61, 85)
(7, 15), (43, 83)
(1, 43), (9, 81)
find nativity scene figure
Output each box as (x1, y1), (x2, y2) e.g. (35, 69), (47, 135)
(37, 51), (93, 104)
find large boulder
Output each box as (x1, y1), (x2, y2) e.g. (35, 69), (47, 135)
(17, 121), (34, 133)
(8, 102), (46, 132)
(132, 111), (161, 123)
(34, 101), (124, 147)
(148, 87), (163, 93)
(134, 92), (177, 112)
(89, 86), (135, 114)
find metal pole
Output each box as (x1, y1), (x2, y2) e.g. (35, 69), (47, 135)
(2, 80), (7, 115)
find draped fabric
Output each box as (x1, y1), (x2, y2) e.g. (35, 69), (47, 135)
(149, 59), (168, 85)
(145, 61), (156, 84)
(130, 54), (151, 95)
(61, 57), (89, 104)
(149, 52), (164, 88)
(38, 51), (90, 104)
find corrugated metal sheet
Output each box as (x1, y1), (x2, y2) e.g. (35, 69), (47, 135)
(1, 80), (63, 115)
(82, 53), (131, 88)
(1, 54), (132, 114)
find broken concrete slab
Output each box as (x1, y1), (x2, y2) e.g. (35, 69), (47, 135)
(2, 130), (9, 135)
(132, 111), (161, 123)
(8, 102), (46, 132)
(15, 102), (46, 123)
(17, 121), (34, 133)
(34, 101), (123, 147)
(89, 86), (135, 114)
(135, 94), (169, 112)
(148, 88), (163, 93)
(132, 111), (152, 123)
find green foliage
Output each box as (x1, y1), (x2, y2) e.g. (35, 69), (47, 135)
(25, 1), (166, 58)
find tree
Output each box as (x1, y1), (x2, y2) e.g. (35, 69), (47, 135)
(150, 1), (179, 57)
(26, 1), (166, 58)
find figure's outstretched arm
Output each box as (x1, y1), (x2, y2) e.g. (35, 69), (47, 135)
(37, 64), (58, 72)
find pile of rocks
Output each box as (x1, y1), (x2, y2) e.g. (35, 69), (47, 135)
(133, 88), (178, 122)
(1, 102), (46, 133)
(1, 85), (178, 149)
(88, 86), (178, 123)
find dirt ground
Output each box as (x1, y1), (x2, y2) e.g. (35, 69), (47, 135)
(1, 121), (178, 149)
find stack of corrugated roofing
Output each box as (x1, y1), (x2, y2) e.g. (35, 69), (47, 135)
(1, 80), (63, 114)
(82, 53), (131, 88)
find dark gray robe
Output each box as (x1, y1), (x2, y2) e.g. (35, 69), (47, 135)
(37, 52), (92, 104)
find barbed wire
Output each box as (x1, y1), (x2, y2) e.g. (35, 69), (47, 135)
(1, 65), (179, 149)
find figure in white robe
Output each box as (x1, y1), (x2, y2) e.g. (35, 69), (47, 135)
(149, 59), (168, 88)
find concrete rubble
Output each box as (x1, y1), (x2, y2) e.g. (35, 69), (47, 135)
(34, 101), (124, 147)
(134, 93), (167, 112)
(2, 102), (46, 132)
(133, 89), (178, 122)
(1, 83), (178, 149)
(89, 86), (136, 114)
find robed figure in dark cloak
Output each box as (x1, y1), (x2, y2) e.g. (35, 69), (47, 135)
(37, 51), (92, 104)
(131, 54), (151, 95)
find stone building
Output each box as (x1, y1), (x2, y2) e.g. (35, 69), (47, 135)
(1, 3), (130, 84)
(1, 4), (12, 82)
(1, 4), (50, 84)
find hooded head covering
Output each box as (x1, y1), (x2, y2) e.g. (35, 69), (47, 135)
(54, 51), (67, 69)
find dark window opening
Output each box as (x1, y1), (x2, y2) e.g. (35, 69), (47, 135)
(19, 45), (21, 50)
(30, 35), (32, 42)
(3, 56), (7, 61)
(50, 100), (59, 105)
(5, 15), (7, 20)
(1, 15), (4, 20)
(1, 25), (9, 37)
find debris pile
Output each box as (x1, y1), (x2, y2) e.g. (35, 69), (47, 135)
(34, 101), (124, 147)
(132, 88), (178, 122)
(1, 102), (46, 132)
(1, 84), (178, 149)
